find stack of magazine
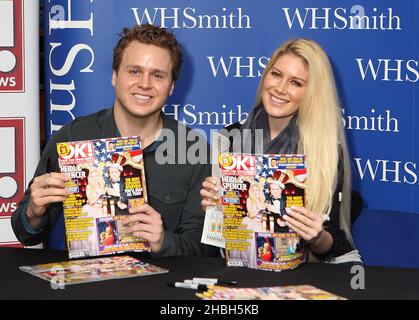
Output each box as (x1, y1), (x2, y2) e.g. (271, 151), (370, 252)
(20, 256), (168, 285)
(197, 284), (346, 300)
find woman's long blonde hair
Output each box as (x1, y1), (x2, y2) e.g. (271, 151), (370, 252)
(254, 39), (353, 242)
(246, 183), (265, 216)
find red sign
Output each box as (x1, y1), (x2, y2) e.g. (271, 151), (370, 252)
(0, 118), (25, 217)
(0, 0), (24, 92)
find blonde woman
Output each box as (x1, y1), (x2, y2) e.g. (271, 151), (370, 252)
(245, 182), (266, 221)
(201, 38), (361, 264)
(70, 168), (107, 255)
(241, 182), (266, 268)
(85, 168), (106, 209)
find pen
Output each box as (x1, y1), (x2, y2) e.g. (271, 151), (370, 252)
(192, 277), (238, 286)
(167, 282), (208, 291)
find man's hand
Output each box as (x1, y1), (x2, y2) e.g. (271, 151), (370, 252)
(123, 204), (164, 253)
(26, 172), (70, 229)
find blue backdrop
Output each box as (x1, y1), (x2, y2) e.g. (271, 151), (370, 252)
(44, 0), (419, 265)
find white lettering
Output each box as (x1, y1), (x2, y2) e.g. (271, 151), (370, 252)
(49, 80), (77, 133)
(49, 0), (94, 35)
(354, 158), (381, 181)
(354, 158), (418, 185)
(0, 77), (16, 87)
(357, 58), (418, 82)
(207, 56), (268, 78)
(342, 108), (399, 133)
(404, 162), (418, 185)
(49, 43), (94, 76)
(131, 7), (251, 29)
(282, 7), (401, 30)
(47, 1), (94, 135)
(0, 202), (17, 213)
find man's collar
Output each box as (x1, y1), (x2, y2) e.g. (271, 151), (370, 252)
(110, 107), (177, 155)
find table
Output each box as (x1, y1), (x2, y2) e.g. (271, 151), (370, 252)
(1, 247), (418, 300)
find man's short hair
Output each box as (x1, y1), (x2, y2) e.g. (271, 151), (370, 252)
(112, 24), (183, 82)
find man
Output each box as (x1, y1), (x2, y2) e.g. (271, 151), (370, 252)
(105, 153), (128, 215)
(269, 157), (278, 169)
(264, 180), (289, 233)
(11, 24), (217, 258)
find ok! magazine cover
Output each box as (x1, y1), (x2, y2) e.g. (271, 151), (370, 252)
(219, 153), (307, 271)
(57, 136), (149, 259)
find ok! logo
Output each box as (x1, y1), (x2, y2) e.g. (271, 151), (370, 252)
(57, 142), (94, 161)
(219, 153), (256, 175)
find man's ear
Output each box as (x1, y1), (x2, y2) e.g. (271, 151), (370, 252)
(111, 70), (117, 87)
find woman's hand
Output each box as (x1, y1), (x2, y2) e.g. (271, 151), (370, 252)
(200, 177), (220, 211)
(282, 206), (326, 244)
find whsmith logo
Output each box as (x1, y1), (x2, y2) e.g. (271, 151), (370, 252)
(132, 7), (251, 29)
(0, 0), (24, 92)
(47, 0), (94, 135)
(207, 56), (269, 78)
(356, 58), (418, 82)
(163, 103), (249, 127)
(282, 7), (401, 30)
(354, 158), (417, 185)
(342, 108), (400, 133)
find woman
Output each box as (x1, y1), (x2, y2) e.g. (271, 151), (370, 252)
(201, 38), (361, 263)
(85, 168), (106, 209)
(236, 182), (266, 268)
(70, 167), (107, 256)
(258, 238), (274, 262)
(246, 182), (266, 222)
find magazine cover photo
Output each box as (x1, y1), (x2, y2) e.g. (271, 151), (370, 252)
(219, 153), (307, 271)
(57, 136), (149, 259)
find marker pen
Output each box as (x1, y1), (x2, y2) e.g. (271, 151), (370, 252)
(167, 282), (208, 291)
(192, 277), (238, 286)
(184, 279), (215, 286)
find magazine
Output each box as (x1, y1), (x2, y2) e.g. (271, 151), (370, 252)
(219, 153), (307, 271)
(200, 153), (225, 248)
(57, 136), (150, 259)
(197, 284), (347, 300)
(201, 131), (230, 249)
(20, 256), (168, 286)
